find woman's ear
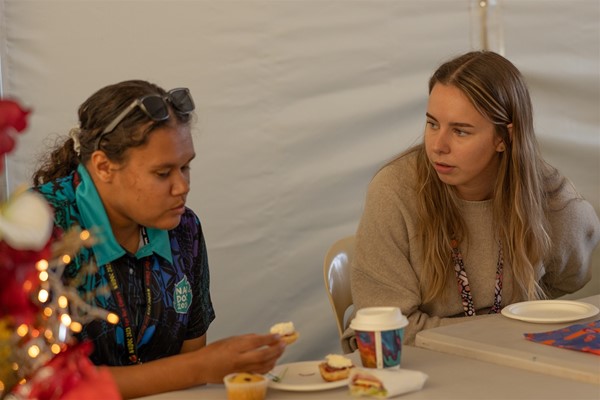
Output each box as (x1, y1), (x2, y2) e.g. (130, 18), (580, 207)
(89, 151), (116, 183)
(496, 123), (513, 152)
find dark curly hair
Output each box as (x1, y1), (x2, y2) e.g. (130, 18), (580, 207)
(32, 80), (193, 185)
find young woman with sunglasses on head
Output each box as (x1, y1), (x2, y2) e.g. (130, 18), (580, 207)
(342, 51), (600, 351)
(32, 80), (285, 398)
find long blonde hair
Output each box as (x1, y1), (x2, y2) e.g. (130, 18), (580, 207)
(411, 51), (563, 303)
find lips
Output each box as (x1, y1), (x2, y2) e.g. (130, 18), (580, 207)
(171, 203), (186, 213)
(433, 162), (455, 174)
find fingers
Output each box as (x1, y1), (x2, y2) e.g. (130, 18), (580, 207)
(203, 333), (286, 380)
(238, 341), (285, 374)
(228, 334), (286, 373)
(232, 333), (285, 352)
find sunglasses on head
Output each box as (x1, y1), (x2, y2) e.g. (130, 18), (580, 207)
(95, 87), (195, 150)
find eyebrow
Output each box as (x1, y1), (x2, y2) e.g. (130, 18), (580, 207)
(153, 154), (196, 169)
(426, 113), (475, 128)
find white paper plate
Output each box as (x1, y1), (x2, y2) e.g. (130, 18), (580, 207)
(268, 361), (348, 391)
(501, 300), (599, 323)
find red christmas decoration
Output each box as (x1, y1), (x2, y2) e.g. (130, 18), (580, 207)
(0, 99), (30, 163)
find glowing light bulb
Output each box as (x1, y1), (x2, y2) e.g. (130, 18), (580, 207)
(60, 314), (72, 326)
(22, 280), (33, 291)
(39, 271), (49, 282)
(107, 313), (120, 324)
(27, 345), (40, 359)
(16, 324), (29, 337)
(38, 289), (49, 303)
(58, 295), (68, 308)
(70, 321), (83, 333)
(36, 259), (49, 271)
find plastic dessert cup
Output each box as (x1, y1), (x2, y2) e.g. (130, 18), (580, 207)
(223, 372), (268, 400)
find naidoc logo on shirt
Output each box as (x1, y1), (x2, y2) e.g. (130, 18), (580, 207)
(174, 276), (193, 313)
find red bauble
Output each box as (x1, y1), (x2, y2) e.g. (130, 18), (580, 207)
(0, 99), (30, 167)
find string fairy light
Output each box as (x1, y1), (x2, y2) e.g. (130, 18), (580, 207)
(1, 227), (119, 397)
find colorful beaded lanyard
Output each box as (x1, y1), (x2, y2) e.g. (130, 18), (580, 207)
(105, 259), (152, 365)
(103, 228), (153, 364)
(450, 239), (503, 316)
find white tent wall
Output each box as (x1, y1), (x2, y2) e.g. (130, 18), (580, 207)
(0, 0), (598, 363)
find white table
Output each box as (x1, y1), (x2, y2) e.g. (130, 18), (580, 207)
(415, 295), (600, 385)
(138, 344), (599, 399)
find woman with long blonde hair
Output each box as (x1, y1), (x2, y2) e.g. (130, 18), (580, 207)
(343, 51), (600, 349)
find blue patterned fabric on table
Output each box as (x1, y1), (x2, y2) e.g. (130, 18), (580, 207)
(524, 320), (600, 356)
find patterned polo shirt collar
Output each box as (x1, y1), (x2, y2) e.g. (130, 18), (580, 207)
(75, 164), (173, 265)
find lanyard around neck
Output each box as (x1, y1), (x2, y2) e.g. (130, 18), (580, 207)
(451, 239), (504, 317)
(105, 258), (152, 364)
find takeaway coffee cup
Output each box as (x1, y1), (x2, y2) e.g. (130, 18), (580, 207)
(350, 306), (409, 369)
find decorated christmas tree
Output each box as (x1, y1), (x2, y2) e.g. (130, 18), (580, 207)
(0, 99), (120, 399)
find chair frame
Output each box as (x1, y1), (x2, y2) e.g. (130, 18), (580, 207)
(323, 235), (355, 338)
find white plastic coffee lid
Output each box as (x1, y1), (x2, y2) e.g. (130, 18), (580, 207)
(349, 306), (408, 331)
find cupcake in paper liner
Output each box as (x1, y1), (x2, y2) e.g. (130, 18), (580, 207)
(349, 368), (428, 398)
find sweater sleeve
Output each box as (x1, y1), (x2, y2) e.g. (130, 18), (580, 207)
(541, 193), (600, 298)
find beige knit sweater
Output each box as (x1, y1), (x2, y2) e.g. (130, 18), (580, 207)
(342, 152), (600, 351)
